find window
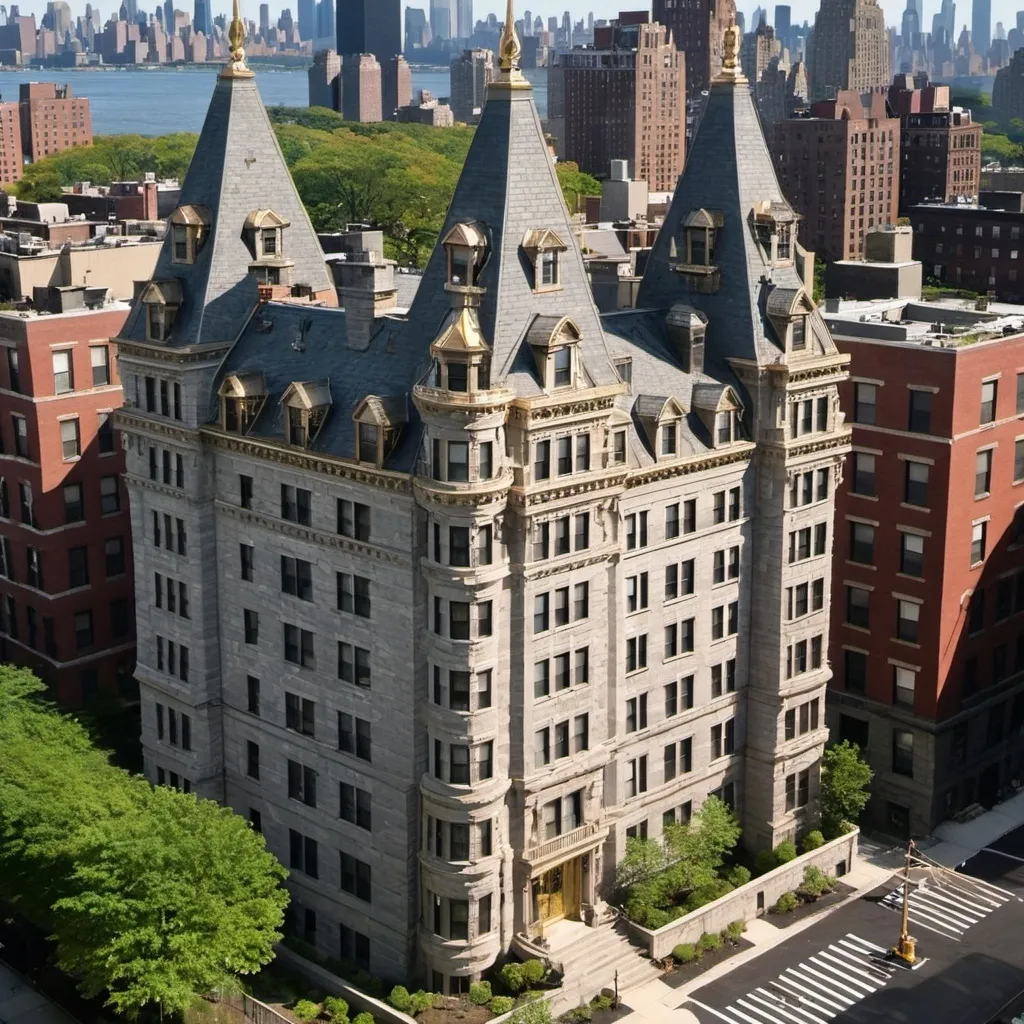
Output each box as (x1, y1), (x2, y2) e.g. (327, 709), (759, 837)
(247, 741), (260, 779)
(905, 461), (929, 506)
(854, 383), (876, 425)
(896, 600), (920, 643)
(74, 610), (93, 649)
(97, 412), (115, 453)
(613, 430), (627, 464)
(244, 609), (259, 644)
(1016, 441), (1024, 484)
(626, 634), (648, 673)
(280, 485), (312, 526)
(976, 449), (993, 496)
(900, 532), (924, 576)
(240, 544), (254, 582)
(104, 536), (125, 577)
(60, 418), (80, 459)
(284, 624), (315, 668)
(338, 712), (372, 762)
(240, 474), (253, 509)
(908, 389), (932, 433)
(337, 499), (371, 541)
(625, 511), (648, 549)
(6, 348), (20, 392)
(447, 441), (469, 482)
(289, 830), (319, 879)
(894, 665), (916, 706)
(665, 502), (680, 538)
(99, 476), (120, 515)
(534, 440), (551, 480)
(850, 522), (875, 565)
(247, 676), (260, 715)
(63, 483), (84, 523)
(90, 345), (111, 387)
(852, 453), (875, 496)
(52, 349), (74, 394)
(626, 756), (648, 797)
(971, 521), (987, 565)
(340, 852), (372, 903)
(12, 414), (28, 458)
(892, 730), (914, 777)
(288, 760), (317, 807)
(280, 556), (313, 601)
(847, 586), (870, 628)
(980, 379), (998, 425)
(285, 692), (316, 736)
(553, 346), (571, 385)
(68, 546), (89, 588)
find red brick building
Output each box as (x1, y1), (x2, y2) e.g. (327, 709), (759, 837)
(774, 91), (900, 262)
(0, 290), (135, 704)
(18, 82), (93, 162)
(0, 102), (23, 185)
(825, 299), (1024, 836)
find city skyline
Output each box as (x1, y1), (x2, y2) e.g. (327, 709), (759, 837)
(3, 0), (1023, 40)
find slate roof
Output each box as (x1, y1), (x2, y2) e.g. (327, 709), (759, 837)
(636, 79), (806, 368)
(398, 81), (618, 397)
(120, 71), (333, 348)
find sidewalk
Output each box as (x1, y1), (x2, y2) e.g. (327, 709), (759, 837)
(0, 960), (82, 1024)
(615, 791), (1024, 1023)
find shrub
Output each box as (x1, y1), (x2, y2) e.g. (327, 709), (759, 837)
(490, 996), (515, 1015)
(292, 1000), (322, 1023)
(409, 991), (435, 1015)
(590, 995), (613, 1012)
(672, 943), (698, 963)
(801, 829), (825, 852)
(564, 1006), (593, 1022)
(774, 840), (798, 864)
(501, 963), (526, 994)
(509, 1000), (553, 1024)
(470, 982), (493, 1006)
(522, 960), (548, 986)
(685, 878), (733, 912)
(754, 849), (777, 876)
(352, 1014), (375, 1024)
(725, 865), (751, 888)
(724, 920), (746, 941)
(323, 996), (350, 1023)
(697, 931), (723, 953)
(797, 865), (837, 901)
(388, 987), (413, 1012)
(773, 891), (798, 914)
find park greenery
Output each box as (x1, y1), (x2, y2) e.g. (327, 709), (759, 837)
(12, 105), (602, 268)
(0, 665), (289, 1019)
(820, 739), (874, 839)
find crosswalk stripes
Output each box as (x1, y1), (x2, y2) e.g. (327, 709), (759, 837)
(686, 933), (898, 1024)
(878, 874), (1013, 942)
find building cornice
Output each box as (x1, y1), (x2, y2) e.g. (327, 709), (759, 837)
(115, 339), (233, 365)
(508, 470), (627, 507)
(625, 443), (755, 487)
(509, 384), (624, 424)
(115, 408), (198, 445)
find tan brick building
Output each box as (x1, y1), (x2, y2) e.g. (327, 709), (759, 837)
(806, 0), (890, 101)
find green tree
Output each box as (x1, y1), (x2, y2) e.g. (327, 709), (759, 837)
(820, 740), (874, 839)
(555, 160), (601, 214)
(0, 666), (288, 1019)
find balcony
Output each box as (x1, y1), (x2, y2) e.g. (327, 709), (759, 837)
(524, 821), (600, 865)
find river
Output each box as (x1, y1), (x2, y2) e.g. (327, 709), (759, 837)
(0, 64), (549, 135)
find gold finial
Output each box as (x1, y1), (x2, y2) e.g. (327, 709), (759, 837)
(498, 0), (522, 75)
(713, 17), (747, 83)
(221, 0), (254, 78)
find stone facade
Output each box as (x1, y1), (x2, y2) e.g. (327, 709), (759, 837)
(806, 0), (890, 101)
(114, 17), (848, 996)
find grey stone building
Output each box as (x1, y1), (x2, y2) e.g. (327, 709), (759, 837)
(114, 10), (850, 994)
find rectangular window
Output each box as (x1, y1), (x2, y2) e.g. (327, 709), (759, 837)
(557, 436), (572, 475)
(337, 499), (371, 540)
(852, 452), (875, 496)
(980, 379), (997, 425)
(614, 430), (627, 464)
(975, 449), (993, 496)
(908, 389), (932, 433)
(905, 460), (929, 506)
(854, 382), (876, 425)
(971, 521), (987, 564)
(52, 349), (74, 394)
(339, 852), (372, 903)
(894, 665), (916, 706)
(626, 634), (648, 673)
(665, 503), (680, 539)
(1016, 440), (1024, 484)
(896, 600), (920, 643)
(847, 586), (870, 628)
(892, 730), (914, 777)
(247, 740), (260, 779)
(97, 412), (115, 453)
(60, 418), (80, 459)
(850, 522), (875, 565)
(247, 675), (260, 715)
(534, 440), (551, 480)
(576, 433), (590, 472)
(339, 783), (372, 831)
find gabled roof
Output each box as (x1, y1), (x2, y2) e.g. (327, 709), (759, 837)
(397, 70), (616, 396)
(637, 78), (808, 369)
(280, 379), (332, 410)
(432, 306), (489, 352)
(244, 208), (290, 230)
(119, 71), (333, 348)
(219, 370), (265, 397)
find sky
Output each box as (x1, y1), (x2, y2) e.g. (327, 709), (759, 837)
(7, 0), (1022, 41)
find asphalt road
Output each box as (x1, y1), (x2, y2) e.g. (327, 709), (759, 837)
(683, 824), (1024, 1024)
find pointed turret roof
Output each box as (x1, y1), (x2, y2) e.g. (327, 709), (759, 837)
(120, 13), (333, 349)
(636, 59), (808, 368)
(398, 9), (616, 393)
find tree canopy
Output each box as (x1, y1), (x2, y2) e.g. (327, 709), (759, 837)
(0, 666), (288, 1019)
(820, 739), (874, 839)
(14, 106), (602, 268)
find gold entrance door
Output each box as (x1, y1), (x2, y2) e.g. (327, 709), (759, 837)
(538, 866), (565, 922)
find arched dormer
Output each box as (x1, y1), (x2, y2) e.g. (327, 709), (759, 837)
(634, 395), (687, 459)
(139, 279), (182, 342)
(218, 372), (267, 433)
(279, 379), (331, 449)
(525, 314), (583, 391)
(752, 199), (796, 266)
(168, 204), (210, 265)
(766, 285), (815, 354)
(245, 208), (290, 261)
(442, 222), (489, 298)
(353, 395), (406, 468)
(429, 306), (491, 393)
(670, 209), (724, 294)
(521, 228), (568, 293)
(691, 383), (744, 447)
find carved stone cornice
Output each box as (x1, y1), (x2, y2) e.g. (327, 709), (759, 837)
(413, 469), (514, 509)
(522, 549), (615, 581)
(509, 385), (623, 424)
(216, 500), (411, 567)
(115, 339), (233, 365)
(201, 427), (412, 492)
(507, 470), (626, 507)
(412, 385), (515, 418)
(625, 443), (755, 487)
(758, 431), (852, 462)
(124, 471), (191, 501)
(115, 408), (199, 445)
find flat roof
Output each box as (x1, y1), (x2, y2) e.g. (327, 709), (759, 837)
(0, 300), (131, 322)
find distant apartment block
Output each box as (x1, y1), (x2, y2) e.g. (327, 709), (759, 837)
(18, 82), (92, 162)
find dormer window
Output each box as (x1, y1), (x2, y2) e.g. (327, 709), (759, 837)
(219, 372), (266, 433)
(167, 205), (210, 265)
(691, 383), (744, 449)
(426, 306), (492, 397)
(661, 423), (677, 455)
(633, 396), (685, 460)
(139, 280), (182, 344)
(280, 380), (332, 450)
(553, 347), (571, 387)
(442, 222), (489, 293)
(522, 228), (568, 293)
(262, 228), (278, 256)
(680, 209), (723, 267)
(766, 286), (815, 355)
(716, 411), (737, 445)
(753, 199), (796, 265)
(447, 361), (469, 392)
(353, 395), (406, 469)
(792, 317), (806, 351)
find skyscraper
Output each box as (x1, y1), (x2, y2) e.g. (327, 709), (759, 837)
(336, 0), (400, 61)
(429, 0), (451, 39)
(652, 0), (735, 96)
(806, 0), (890, 100)
(775, 4), (791, 42)
(972, 0), (991, 53)
(193, 0), (210, 34)
(259, 2), (269, 34)
(522, 7), (531, 33)
(455, 0), (472, 38)
(297, 0), (316, 40)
